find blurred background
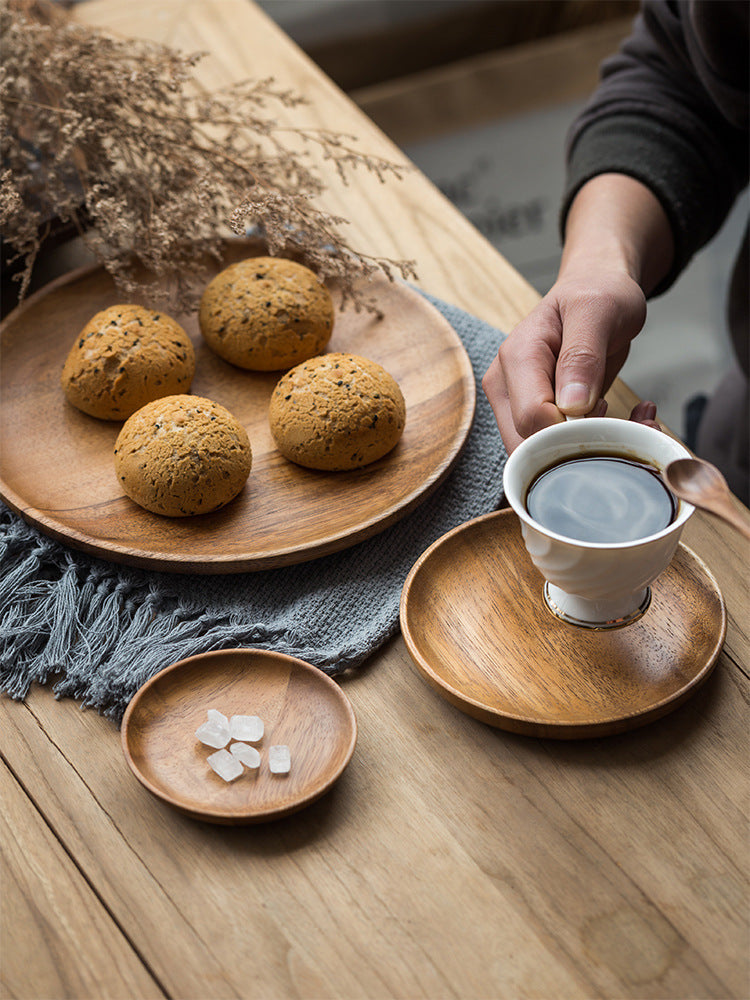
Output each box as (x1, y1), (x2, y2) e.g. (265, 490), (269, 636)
(257, 0), (747, 443)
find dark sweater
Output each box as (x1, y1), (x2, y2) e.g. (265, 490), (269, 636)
(562, 0), (749, 499)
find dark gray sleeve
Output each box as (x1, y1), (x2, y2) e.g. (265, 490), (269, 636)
(561, 0), (749, 296)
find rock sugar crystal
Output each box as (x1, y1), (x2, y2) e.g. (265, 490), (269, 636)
(207, 748), (244, 782)
(230, 742), (261, 768)
(268, 745), (291, 774)
(230, 714), (264, 743)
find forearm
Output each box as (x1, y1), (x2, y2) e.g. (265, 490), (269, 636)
(562, 3), (748, 293)
(560, 173), (675, 295)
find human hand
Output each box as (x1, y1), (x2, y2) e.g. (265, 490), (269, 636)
(482, 265), (651, 452)
(483, 173), (673, 452)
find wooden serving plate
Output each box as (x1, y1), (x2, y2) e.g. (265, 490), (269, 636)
(400, 509), (726, 739)
(121, 649), (357, 824)
(0, 243), (475, 572)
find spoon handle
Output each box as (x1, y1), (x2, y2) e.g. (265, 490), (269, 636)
(710, 501), (750, 541)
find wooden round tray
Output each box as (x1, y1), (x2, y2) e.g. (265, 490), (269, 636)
(121, 648), (357, 824)
(400, 509), (726, 739)
(0, 244), (475, 572)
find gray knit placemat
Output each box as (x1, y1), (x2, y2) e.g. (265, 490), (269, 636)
(0, 292), (507, 721)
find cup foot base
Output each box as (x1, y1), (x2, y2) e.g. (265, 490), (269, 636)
(543, 584), (652, 630)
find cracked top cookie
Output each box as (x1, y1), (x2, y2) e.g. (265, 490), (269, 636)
(113, 395), (252, 517)
(269, 353), (406, 471)
(199, 257), (334, 371)
(61, 304), (195, 420)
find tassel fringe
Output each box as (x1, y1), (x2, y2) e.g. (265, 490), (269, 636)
(0, 509), (367, 723)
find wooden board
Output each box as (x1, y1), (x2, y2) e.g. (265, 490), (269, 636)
(0, 244), (475, 572)
(400, 509), (726, 738)
(0, 759), (165, 999)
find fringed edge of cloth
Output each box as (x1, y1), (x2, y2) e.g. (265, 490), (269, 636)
(0, 508), (380, 723)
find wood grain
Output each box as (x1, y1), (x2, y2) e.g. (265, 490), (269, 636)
(1, 2), (747, 999)
(400, 509), (726, 738)
(122, 649), (357, 823)
(0, 758), (165, 1000)
(2, 648), (746, 1000)
(0, 243), (474, 572)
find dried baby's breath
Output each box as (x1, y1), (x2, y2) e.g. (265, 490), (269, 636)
(0, 0), (417, 312)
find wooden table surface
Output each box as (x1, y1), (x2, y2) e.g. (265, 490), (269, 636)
(2, 2), (748, 998)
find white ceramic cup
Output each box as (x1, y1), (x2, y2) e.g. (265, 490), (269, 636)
(503, 417), (694, 628)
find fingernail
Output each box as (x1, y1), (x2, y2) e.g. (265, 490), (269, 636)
(557, 382), (592, 412)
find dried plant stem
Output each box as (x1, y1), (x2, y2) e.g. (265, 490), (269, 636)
(0, 0), (417, 312)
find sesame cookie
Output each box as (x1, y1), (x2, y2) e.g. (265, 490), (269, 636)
(199, 257), (334, 371)
(269, 353), (406, 471)
(61, 304), (195, 420)
(114, 395), (252, 517)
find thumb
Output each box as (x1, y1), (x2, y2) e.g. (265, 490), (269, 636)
(555, 344), (605, 416)
(553, 274), (647, 415)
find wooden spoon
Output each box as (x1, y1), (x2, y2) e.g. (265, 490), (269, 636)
(663, 458), (750, 540)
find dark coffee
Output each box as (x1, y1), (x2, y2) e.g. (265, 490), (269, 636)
(525, 453), (678, 543)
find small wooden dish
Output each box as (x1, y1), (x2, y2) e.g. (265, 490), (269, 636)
(400, 509), (726, 739)
(0, 242), (475, 572)
(121, 649), (357, 823)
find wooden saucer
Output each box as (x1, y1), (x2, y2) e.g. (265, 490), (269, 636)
(400, 509), (726, 739)
(121, 649), (357, 823)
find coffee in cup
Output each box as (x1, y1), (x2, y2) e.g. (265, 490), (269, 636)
(524, 452), (678, 544)
(503, 418), (694, 628)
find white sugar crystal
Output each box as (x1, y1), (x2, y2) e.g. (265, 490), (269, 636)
(207, 748), (243, 782)
(230, 714), (263, 743)
(269, 745), (291, 774)
(195, 721), (230, 749)
(207, 708), (229, 732)
(230, 742), (261, 768)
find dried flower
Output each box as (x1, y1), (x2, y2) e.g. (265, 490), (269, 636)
(0, 0), (417, 312)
